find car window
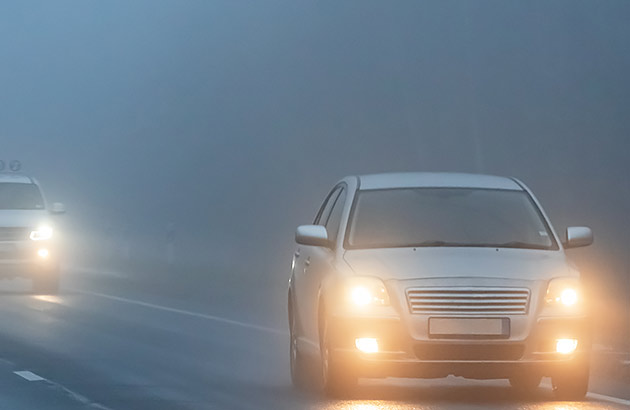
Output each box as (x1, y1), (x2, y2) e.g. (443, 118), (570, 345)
(0, 183), (45, 210)
(324, 188), (345, 245)
(314, 187), (341, 225)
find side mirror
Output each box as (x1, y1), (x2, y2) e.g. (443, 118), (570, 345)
(564, 226), (593, 249)
(51, 202), (66, 215)
(295, 225), (330, 248)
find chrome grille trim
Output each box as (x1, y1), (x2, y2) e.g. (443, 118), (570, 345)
(0, 227), (30, 242)
(406, 287), (530, 315)
(0, 249), (29, 260)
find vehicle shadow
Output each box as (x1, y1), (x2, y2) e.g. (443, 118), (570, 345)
(349, 380), (554, 404)
(232, 379), (573, 410)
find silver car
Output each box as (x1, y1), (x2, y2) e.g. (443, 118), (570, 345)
(0, 171), (65, 293)
(288, 172), (592, 399)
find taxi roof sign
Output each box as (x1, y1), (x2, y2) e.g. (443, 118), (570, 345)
(0, 160), (22, 173)
(9, 160), (21, 172)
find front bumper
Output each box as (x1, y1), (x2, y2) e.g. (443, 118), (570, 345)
(0, 242), (58, 279)
(328, 315), (591, 379)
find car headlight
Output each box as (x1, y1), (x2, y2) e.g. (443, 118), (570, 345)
(30, 226), (53, 241)
(346, 277), (390, 307)
(545, 278), (581, 307)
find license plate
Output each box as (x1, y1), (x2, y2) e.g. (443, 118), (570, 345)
(429, 318), (509, 339)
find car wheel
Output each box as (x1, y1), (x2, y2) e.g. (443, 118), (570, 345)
(320, 317), (356, 398)
(509, 373), (541, 393)
(289, 301), (309, 389)
(32, 268), (60, 294)
(552, 363), (589, 400)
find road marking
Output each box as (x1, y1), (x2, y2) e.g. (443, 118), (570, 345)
(66, 266), (127, 278)
(14, 370), (44, 381)
(587, 392), (630, 406)
(14, 369), (112, 409)
(73, 289), (287, 336)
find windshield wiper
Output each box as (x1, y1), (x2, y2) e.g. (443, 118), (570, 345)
(408, 241), (463, 247)
(404, 241), (550, 249)
(483, 241), (550, 250)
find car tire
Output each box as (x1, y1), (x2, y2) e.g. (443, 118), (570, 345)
(320, 317), (357, 398)
(32, 268), (60, 294)
(509, 373), (541, 393)
(552, 363), (589, 400)
(289, 300), (309, 390)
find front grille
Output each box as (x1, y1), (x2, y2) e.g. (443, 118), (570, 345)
(0, 227), (30, 242)
(414, 343), (525, 361)
(0, 247), (29, 260)
(406, 287), (530, 315)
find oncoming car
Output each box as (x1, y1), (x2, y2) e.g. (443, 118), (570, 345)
(288, 173), (592, 399)
(0, 164), (65, 293)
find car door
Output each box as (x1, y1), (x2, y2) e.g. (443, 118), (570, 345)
(293, 186), (341, 345)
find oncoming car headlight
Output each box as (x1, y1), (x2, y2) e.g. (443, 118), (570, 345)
(30, 226), (53, 241)
(346, 277), (390, 307)
(545, 278), (581, 307)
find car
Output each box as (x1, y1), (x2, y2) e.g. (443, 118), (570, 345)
(0, 162), (65, 293)
(288, 172), (593, 400)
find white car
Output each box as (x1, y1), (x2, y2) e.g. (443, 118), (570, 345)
(0, 168), (65, 293)
(288, 172), (592, 400)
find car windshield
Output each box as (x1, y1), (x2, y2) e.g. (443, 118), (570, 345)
(347, 188), (557, 250)
(0, 183), (45, 210)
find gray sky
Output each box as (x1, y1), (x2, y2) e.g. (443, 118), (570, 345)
(1, 1), (629, 302)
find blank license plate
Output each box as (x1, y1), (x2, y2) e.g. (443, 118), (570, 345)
(429, 318), (509, 339)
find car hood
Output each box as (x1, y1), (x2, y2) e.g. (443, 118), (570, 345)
(0, 210), (50, 228)
(343, 247), (571, 282)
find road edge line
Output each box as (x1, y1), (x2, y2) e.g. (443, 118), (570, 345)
(14, 370), (113, 409)
(71, 288), (287, 336)
(586, 392), (630, 406)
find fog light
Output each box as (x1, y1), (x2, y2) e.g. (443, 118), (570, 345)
(37, 248), (49, 259)
(556, 339), (578, 354)
(355, 338), (378, 354)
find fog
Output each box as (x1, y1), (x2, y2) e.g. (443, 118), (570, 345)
(2, 1), (628, 343)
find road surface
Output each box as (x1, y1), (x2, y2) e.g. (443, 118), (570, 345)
(0, 269), (627, 410)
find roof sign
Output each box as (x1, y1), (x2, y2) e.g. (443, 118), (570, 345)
(9, 160), (21, 172)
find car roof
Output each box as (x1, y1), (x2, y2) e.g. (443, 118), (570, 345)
(356, 172), (523, 191)
(0, 174), (34, 184)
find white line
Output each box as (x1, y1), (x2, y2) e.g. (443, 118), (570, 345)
(14, 370), (44, 381)
(587, 392), (630, 406)
(73, 289), (287, 336)
(542, 381), (630, 406)
(14, 370), (113, 409)
(66, 266), (127, 279)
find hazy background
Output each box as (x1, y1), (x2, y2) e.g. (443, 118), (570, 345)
(1, 1), (628, 344)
